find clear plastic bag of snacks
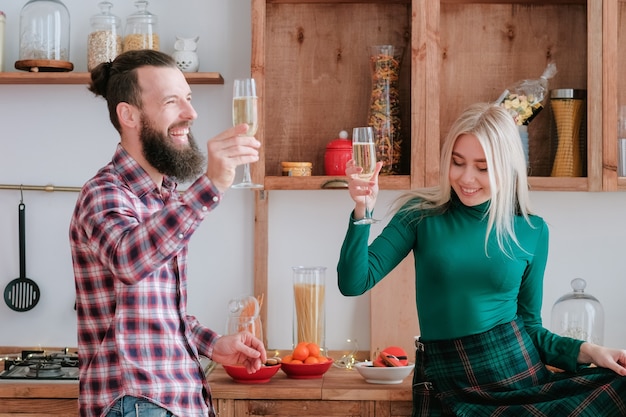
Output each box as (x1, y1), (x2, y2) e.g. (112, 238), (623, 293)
(496, 62), (557, 126)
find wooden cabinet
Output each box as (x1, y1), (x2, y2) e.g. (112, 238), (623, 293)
(250, 0), (416, 191)
(0, 382), (78, 417)
(0, 366), (412, 417)
(250, 0), (602, 193)
(209, 366), (412, 417)
(606, 0), (626, 191)
(0, 367), (412, 417)
(250, 0), (611, 357)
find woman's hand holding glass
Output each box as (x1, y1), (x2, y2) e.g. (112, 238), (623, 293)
(346, 158), (383, 224)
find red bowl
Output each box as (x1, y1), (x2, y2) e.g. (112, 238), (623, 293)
(280, 358), (334, 379)
(222, 363), (281, 383)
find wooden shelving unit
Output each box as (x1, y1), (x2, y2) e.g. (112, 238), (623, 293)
(0, 71), (224, 85)
(250, 0), (611, 359)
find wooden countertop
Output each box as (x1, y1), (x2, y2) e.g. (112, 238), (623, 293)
(0, 380), (78, 399)
(0, 364), (412, 403)
(208, 365), (413, 402)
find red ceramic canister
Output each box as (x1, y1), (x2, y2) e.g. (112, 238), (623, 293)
(324, 130), (352, 176)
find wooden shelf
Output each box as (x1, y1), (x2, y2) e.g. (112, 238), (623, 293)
(0, 71), (224, 85)
(260, 175), (588, 192)
(528, 177), (589, 192)
(263, 175), (410, 190)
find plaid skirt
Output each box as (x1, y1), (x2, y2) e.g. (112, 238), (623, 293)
(412, 317), (626, 417)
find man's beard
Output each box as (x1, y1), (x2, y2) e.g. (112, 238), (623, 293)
(140, 116), (205, 183)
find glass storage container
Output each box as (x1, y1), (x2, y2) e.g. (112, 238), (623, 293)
(0, 11), (5, 72)
(88, 1), (122, 71)
(16, 0), (72, 71)
(368, 45), (403, 175)
(550, 89), (586, 177)
(123, 0), (159, 52)
(551, 278), (604, 345)
(225, 295), (262, 341)
(292, 266), (326, 351)
(281, 162), (312, 177)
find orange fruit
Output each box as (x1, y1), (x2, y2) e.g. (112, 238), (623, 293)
(282, 354), (293, 364)
(306, 342), (321, 358)
(317, 356), (329, 364)
(304, 356), (319, 364)
(292, 342), (310, 361)
(290, 359), (304, 364)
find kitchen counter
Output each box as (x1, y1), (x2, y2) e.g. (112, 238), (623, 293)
(208, 365), (413, 417)
(0, 380), (78, 417)
(0, 363), (413, 417)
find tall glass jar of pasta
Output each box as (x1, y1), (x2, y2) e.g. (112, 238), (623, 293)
(292, 266), (326, 352)
(367, 45), (403, 175)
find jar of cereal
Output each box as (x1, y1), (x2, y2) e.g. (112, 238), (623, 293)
(88, 1), (122, 71)
(123, 0), (159, 52)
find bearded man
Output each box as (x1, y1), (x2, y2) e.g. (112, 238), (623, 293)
(69, 50), (266, 417)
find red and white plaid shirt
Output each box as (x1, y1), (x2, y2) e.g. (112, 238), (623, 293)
(70, 145), (221, 417)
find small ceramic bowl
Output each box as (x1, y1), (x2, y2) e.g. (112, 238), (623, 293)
(354, 361), (415, 384)
(222, 363), (281, 383)
(280, 358), (334, 379)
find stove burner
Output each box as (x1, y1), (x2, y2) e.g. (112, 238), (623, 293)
(26, 363), (63, 378)
(0, 348), (79, 380)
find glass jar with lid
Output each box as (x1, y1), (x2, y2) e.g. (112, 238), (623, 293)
(551, 278), (604, 345)
(123, 0), (159, 52)
(292, 266), (326, 351)
(88, 1), (122, 71)
(0, 11), (5, 72)
(16, 0), (73, 72)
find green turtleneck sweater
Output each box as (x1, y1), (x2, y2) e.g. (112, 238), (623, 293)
(337, 196), (584, 372)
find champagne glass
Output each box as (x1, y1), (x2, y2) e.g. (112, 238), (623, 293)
(231, 78), (263, 189)
(351, 127), (379, 225)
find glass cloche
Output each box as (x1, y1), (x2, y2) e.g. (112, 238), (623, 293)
(551, 278), (604, 345)
(16, 0), (73, 72)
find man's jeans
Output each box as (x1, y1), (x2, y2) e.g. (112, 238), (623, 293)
(105, 396), (175, 417)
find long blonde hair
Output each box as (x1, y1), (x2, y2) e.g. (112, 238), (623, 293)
(393, 102), (532, 255)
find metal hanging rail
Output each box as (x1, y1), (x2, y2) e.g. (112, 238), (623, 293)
(0, 183), (81, 193)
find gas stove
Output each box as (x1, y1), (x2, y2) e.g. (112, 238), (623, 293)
(0, 349), (79, 380)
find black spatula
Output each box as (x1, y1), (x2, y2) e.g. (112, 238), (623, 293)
(4, 201), (41, 311)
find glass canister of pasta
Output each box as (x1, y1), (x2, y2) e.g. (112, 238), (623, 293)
(367, 45), (403, 175)
(292, 266), (326, 353)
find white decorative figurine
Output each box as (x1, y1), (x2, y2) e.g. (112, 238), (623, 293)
(172, 35), (199, 72)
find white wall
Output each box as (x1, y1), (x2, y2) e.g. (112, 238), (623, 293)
(0, 0), (624, 353)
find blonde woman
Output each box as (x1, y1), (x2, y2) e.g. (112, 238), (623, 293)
(338, 102), (626, 416)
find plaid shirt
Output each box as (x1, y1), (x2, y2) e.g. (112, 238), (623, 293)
(70, 145), (221, 417)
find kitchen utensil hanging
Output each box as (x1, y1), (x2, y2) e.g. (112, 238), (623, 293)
(4, 189), (41, 311)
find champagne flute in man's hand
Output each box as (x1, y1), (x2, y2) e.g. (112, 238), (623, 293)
(231, 78), (262, 189)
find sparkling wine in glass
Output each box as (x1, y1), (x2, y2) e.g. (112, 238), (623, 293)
(352, 127), (379, 225)
(231, 78), (262, 189)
